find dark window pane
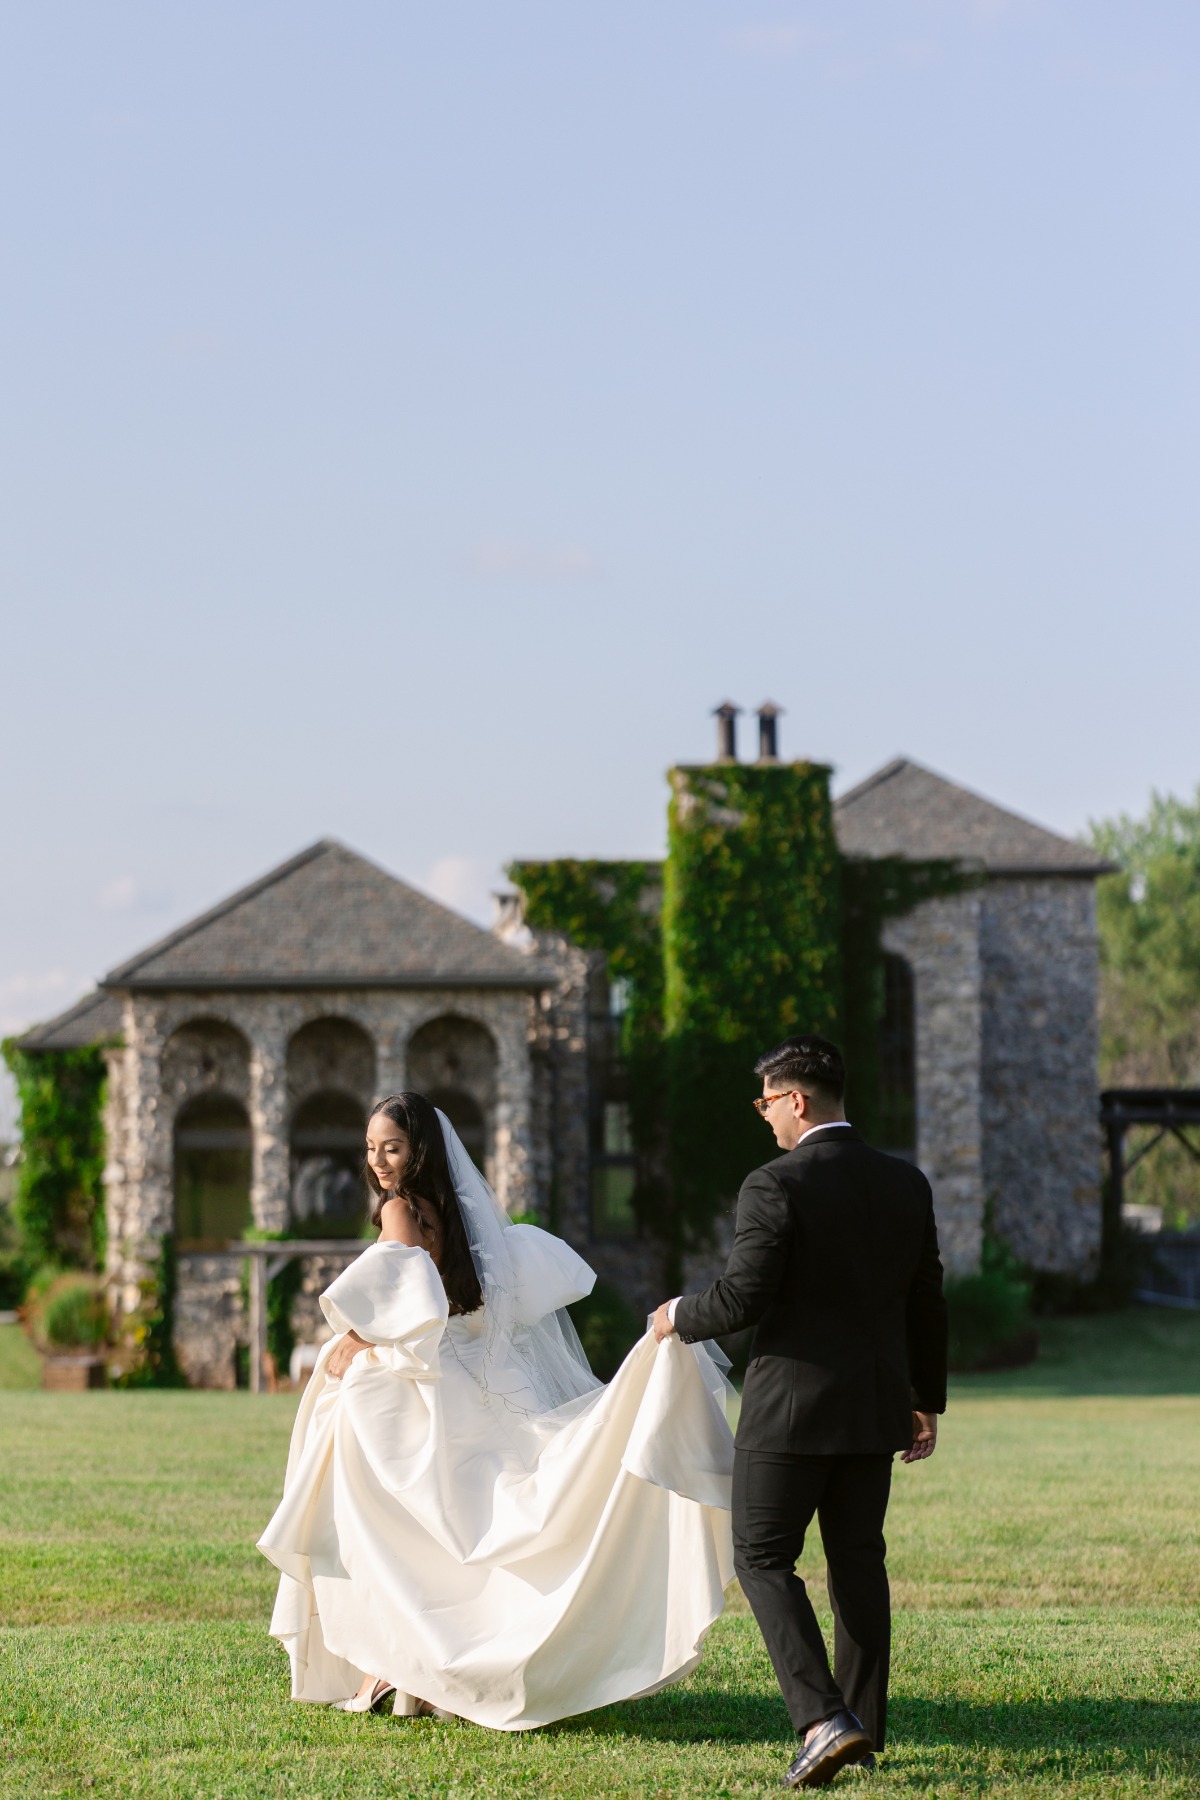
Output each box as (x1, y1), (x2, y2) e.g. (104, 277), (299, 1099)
(603, 1102), (634, 1156)
(174, 1093), (252, 1249)
(878, 953), (916, 1155)
(289, 1090), (368, 1237)
(591, 1164), (637, 1238)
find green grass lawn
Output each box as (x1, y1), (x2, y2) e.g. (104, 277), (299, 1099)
(1, 1310), (1198, 1797)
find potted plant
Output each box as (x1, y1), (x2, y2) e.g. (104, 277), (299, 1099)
(25, 1270), (109, 1389)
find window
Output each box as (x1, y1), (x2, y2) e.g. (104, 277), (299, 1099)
(878, 953), (916, 1156)
(289, 1090), (368, 1236)
(174, 1093), (252, 1249)
(588, 961), (639, 1238)
(406, 1016), (497, 1183)
(603, 1101), (634, 1156)
(591, 1164), (637, 1237)
(593, 1102), (637, 1233)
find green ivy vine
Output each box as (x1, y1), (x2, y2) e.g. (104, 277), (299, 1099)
(239, 1228), (305, 1378)
(114, 1233), (184, 1387)
(663, 763), (843, 1234)
(510, 768), (979, 1271)
(1, 1040), (109, 1272)
(510, 765), (845, 1264)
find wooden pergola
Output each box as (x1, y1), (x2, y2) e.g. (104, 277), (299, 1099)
(231, 1239), (363, 1394)
(1100, 1087), (1200, 1244)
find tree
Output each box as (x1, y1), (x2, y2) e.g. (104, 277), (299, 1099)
(1089, 790), (1200, 1226)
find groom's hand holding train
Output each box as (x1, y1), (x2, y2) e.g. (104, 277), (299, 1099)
(653, 1034), (948, 1790)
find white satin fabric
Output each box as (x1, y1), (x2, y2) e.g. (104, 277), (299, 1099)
(257, 1232), (735, 1729)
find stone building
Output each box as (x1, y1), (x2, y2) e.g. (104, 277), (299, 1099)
(833, 758), (1113, 1277)
(500, 753), (1113, 1306)
(19, 749), (1113, 1381)
(21, 840), (544, 1387)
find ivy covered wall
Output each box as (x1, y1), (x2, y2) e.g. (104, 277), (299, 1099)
(509, 760), (862, 1266)
(509, 762), (975, 1271)
(0, 1040), (108, 1272)
(663, 762), (842, 1234)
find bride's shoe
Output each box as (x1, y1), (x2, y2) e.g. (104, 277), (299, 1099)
(332, 1678), (397, 1714)
(414, 1698), (455, 1721)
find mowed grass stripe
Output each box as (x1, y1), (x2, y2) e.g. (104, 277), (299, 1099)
(1, 1615), (1196, 1799)
(1, 1312), (1198, 1795)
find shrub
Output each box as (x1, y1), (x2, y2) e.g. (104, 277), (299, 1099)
(24, 1262), (64, 1311)
(568, 1280), (642, 1381)
(27, 1271), (108, 1350)
(946, 1233), (1036, 1372)
(0, 1249), (32, 1311)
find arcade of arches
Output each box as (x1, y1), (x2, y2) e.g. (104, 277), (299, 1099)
(406, 1015), (498, 1179)
(115, 1004), (513, 1387)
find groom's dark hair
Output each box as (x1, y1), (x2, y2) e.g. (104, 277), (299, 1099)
(755, 1035), (846, 1107)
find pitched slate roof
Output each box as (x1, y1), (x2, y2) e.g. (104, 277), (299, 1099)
(16, 989), (124, 1052)
(834, 758), (1116, 877)
(100, 840), (544, 990)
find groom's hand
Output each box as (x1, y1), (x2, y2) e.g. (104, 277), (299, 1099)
(652, 1303), (677, 1343)
(900, 1410), (938, 1462)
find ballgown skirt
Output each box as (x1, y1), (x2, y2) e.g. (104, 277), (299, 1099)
(257, 1239), (735, 1729)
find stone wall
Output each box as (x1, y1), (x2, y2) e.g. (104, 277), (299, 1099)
(882, 888), (985, 1276)
(518, 927), (592, 1246)
(286, 1017), (376, 1111)
(289, 1254), (345, 1351)
(174, 1252), (245, 1389)
(514, 924), (669, 1319)
(980, 878), (1103, 1275)
(105, 984), (537, 1385)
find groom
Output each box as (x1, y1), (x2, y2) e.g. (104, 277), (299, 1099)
(653, 1034), (947, 1788)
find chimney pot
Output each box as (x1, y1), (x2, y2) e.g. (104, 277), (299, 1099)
(712, 701), (741, 762)
(756, 701), (783, 762)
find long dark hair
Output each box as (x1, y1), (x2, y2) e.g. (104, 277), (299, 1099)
(365, 1092), (483, 1316)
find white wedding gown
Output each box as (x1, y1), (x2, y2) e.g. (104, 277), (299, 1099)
(257, 1232), (735, 1729)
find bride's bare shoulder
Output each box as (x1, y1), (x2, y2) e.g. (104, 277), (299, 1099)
(377, 1196), (426, 1246)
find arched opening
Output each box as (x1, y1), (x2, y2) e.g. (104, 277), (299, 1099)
(424, 1087), (487, 1169)
(407, 1016), (497, 1180)
(174, 1092), (252, 1249)
(163, 1018), (251, 1108)
(879, 952), (916, 1157)
(289, 1089), (369, 1236)
(287, 1016), (376, 1109)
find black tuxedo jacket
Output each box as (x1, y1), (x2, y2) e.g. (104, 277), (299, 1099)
(674, 1127), (948, 1455)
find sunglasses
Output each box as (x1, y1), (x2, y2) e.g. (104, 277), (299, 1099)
(751, 1090), (800, 1116)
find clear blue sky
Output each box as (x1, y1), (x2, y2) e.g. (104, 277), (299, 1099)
(3, 2), (1198, 1126)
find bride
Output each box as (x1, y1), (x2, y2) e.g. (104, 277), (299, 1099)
(257, 1092), (735, 1729)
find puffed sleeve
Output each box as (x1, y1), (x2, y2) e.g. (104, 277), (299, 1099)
(320, 1242), (449, 1377)
(504, 1224), (596, 1325)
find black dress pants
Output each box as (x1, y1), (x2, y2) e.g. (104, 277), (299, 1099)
(732, 1449), (893, 1749)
